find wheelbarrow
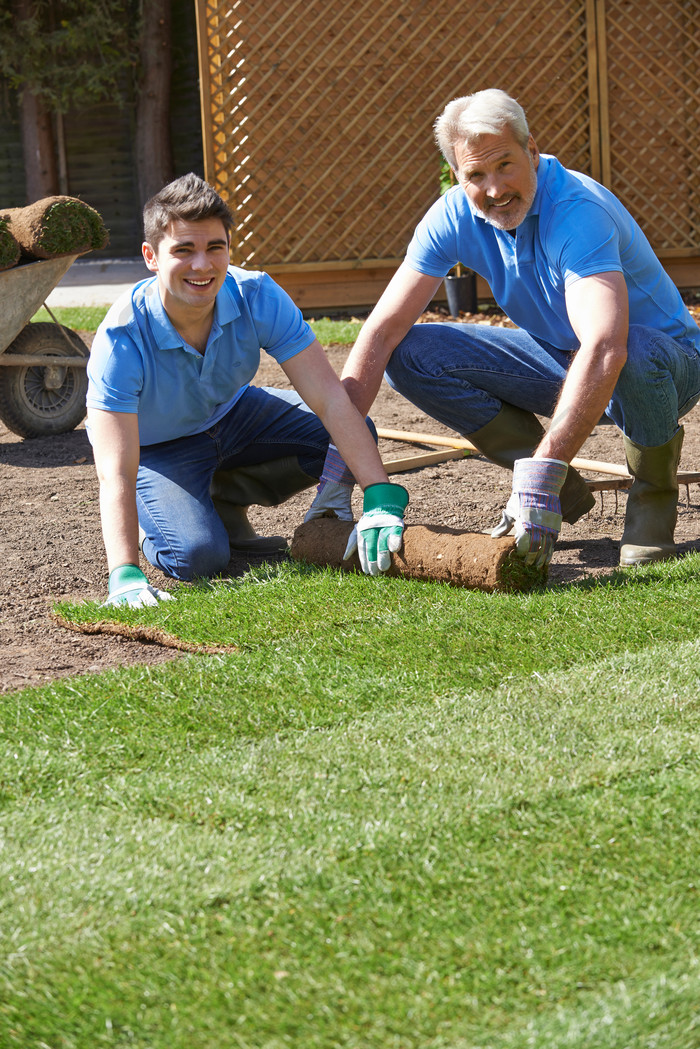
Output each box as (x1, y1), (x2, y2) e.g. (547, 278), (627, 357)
(0, 255), (90, 438)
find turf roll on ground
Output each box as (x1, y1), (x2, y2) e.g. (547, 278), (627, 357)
(0, 196), (108, 259)
(291, 518), (546, 593)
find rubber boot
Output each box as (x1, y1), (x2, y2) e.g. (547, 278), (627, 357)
(467, 402), (595, 524)
(211, 456), (318, 554)
(619, 427), (683, 566)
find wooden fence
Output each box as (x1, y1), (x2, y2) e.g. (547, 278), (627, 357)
(196, 0), (700, 310)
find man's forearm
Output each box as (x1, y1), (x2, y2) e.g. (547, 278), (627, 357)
(536, 341), (627, 462)
(339, 265), (443, 415)
(340, 327), (394, 417)
(99, 477), (141, 572)
(321, 397), (388, 490)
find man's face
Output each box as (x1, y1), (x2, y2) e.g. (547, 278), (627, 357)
(454, 128), (540, 231)
(142, 217), (230, 315)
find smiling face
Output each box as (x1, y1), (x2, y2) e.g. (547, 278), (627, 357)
(454, 127), (540, 231)
(142, 217), (230, 320)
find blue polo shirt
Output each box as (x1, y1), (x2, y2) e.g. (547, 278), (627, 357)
(406, 154), (700, 353)
(86, 266), (316, 446)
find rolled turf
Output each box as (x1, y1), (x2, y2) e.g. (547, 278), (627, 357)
(0, 217), (21, 271)
(291, 517), (546, 592)
(0, 195), (108, 259)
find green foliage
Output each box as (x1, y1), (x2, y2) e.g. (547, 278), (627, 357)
(440, 156), (455, 194)
(439, 159), (463, 276)
(0, 0), (141, 112)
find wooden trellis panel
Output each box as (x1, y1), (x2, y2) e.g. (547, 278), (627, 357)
(595, 0), (700, 256)
(196, 0), (699, 308)
(196, 2), (593, 274)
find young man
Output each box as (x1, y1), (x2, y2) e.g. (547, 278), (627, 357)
(87, 174), (408, 607)
(309, 89), (700, 568)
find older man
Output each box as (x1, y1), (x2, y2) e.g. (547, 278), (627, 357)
(307, 89), (700, 568)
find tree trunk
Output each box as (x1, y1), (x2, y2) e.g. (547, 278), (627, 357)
(19, 87), (59, 202)
(135, 0), (174, 211)
(13, 0), (59, 201)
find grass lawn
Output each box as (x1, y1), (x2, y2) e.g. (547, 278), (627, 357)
(31, 306), (363, 345)
(2, 556), (699, 1048)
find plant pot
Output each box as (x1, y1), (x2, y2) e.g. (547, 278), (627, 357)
(444, 271), (477, 317)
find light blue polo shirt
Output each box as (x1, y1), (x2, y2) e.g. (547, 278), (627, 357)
(406, 154), (700, 353)
(87, 266), (316, 446)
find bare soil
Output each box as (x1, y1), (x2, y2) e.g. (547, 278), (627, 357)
(2, 312), (700, 695)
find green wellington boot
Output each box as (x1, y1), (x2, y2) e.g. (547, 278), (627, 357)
(619, 427), (684, 566)
(211, 456), (318, 555)
(467, 402), (596, 524)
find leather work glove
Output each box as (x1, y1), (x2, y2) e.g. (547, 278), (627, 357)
(491, 457), (568, 568)
(104, 563), (174, 608)
(343, 482), (409, 576)
(304, 443), (355, 523)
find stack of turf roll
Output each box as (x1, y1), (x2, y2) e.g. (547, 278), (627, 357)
(0, 196), (108, 272)
(0, 216), (21, 271)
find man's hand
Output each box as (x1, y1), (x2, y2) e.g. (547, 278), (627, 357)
(343, 482), (409, 576)
(104, 563), (174, 608)
(491, 458), (568, 568)
(304, 443), (355, 523)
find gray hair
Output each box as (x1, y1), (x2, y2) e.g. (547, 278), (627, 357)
(434, 89), (530, 171)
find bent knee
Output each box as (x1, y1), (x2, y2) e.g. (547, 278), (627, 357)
(152, 536), (231, 581)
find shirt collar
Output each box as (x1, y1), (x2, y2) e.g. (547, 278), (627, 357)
(527, 154), (552, 219)
(140, 269), (242, 352)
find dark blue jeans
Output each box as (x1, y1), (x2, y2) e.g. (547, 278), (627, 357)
(385, 322), (700, 445)
(136, 386), (329, 580)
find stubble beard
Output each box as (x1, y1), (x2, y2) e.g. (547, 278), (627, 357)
(477, 159), (538, 232)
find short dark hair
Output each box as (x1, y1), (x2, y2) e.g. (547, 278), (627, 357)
(143, 173), (234, 249)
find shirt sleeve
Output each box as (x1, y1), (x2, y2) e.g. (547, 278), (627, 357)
(547, 199), (624, 288)
(248, 272), (317, 363)
(86, 324), (144, 414)
(405, 191), (462, 277)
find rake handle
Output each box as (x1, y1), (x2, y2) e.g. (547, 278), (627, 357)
(377, 428), (631, 478)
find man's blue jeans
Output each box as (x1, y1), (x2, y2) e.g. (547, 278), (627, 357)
(385, 322), (700, 447)
(136, 386), (330, 580)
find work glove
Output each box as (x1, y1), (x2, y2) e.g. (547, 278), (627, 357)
(343, 482), (409, 576)
(304, 443), (355, 523)
(491, 457), (568, 568)
(104, 563), (174, 608)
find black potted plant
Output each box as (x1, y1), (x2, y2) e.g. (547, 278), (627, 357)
(440, 161), (477, 318)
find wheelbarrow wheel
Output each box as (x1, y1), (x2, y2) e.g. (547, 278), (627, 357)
(0, 323), (89, 438)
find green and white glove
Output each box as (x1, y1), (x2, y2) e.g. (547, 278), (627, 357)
(343, 482), (409, 576)
(104, 564), (174, 608)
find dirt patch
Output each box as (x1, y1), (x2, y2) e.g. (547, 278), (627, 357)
(2, 315), (700, 694)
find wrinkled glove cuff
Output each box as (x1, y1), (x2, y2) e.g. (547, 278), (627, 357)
(320, 444), (355, 486)
(512, 457), (568, 496)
